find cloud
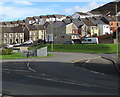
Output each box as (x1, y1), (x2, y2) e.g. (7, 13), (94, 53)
(0, 0), (114, 2)
(64, 8), (74, 14)
(14, 1), (33, 5)
(0, 6), (57, 21)
(63, 2), (103, 14)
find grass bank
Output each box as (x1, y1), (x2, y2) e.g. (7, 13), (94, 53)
(29, 44), (120, 54)
(0, 52), (53, 59)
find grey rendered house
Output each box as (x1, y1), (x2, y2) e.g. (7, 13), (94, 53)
(45, 21), (81, 44)
(45, 22), (71, 44)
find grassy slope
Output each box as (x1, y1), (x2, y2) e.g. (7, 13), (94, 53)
(29, 44), (119, 54)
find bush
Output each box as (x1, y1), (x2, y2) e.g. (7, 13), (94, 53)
(2, 48), (13, 55)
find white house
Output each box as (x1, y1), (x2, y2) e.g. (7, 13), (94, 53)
(98, 24), (111, 36)
(72, 12), (90, 19)
(25, 17), (36, 25)
(53, 14), (66, 21)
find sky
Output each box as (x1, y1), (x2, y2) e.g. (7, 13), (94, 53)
(0, 0), (114, 21)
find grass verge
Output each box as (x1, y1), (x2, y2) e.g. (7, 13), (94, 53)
(0, 52), (53, 59)
(29, 44), (120, 54)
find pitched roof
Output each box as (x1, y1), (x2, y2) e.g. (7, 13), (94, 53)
(35, 25), (45, 30)
(11, 21), (18, 24)
(53, 14), (66, 18)
(27, 25), (37, 30)
(49, 21), (65, 28)
(2, 26), (24, 33)
(2, 22), (6, 25)
(76, 12), (88, 15)
(88, 17), (105, 25)
(62, 19), (71, 24)
(2, 27), (13, 33)
(27, 17), (35, 21)
(47, 15), (55, 18)
(40, 15), (48, 18)
(72, 19), (84, 27)
(88, 11), (102, 15)
(104, 16), (116, 21)
(12, 26), (24, 33)
(81, 18), (96, 26)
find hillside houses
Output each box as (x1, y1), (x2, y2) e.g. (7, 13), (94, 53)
(1, 12), (120, 45)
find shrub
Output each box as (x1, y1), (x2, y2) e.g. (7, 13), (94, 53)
(2, 48), (13, 55)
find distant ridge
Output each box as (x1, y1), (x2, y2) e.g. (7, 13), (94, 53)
(91, 1), (120, 16)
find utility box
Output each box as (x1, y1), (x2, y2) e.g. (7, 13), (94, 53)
(37, 46), (47, 56)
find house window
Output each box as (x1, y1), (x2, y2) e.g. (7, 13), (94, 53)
(4, 34), (7, 37)
(20, 34), (23, 37)
(34, 37), (36, 41)
(34, 32), (36, 35)
(4, 39), (7, 43)
(29, 32), (32, 35)
(16, 34), (19, 37)
(9, 34), (13, 37)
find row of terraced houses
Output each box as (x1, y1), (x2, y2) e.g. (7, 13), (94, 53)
(0, 11), (120, 45)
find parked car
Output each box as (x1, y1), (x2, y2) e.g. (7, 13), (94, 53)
(5, 44), (14, 48)
(63, 41), (74, 44)
(81, 38), (98, 44)
(23, 40), (33, 45)
(13, 43), (21, 47)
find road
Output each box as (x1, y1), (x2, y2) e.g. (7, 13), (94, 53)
(1, 52), (119, 95)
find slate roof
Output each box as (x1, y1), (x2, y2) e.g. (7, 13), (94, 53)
(2, 26), (24, 33)
(53, 14), (66, 18)
(62, 19), (71, 24)
(2, 27), (13, 33)
(47, 15), (55, 18)
(12, 26), (24, 33)
(103, 16), (116, 21)
(27, 25), (37, 30)
(35, 25), (45, 30)
(76, 12), (88, 15)
(81, 18), (96, 26)
(87, 17), (106, 25)
(72, 19), (84, 28)
(40, 15), (48, 18)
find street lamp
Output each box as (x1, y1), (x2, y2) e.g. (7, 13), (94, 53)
(115, 4), (119, 56)
(50, 22), (54, 51)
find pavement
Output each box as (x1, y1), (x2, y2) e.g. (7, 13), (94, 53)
(1, 52), (100, 62)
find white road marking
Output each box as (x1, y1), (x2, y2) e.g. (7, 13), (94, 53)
(27, 75), (92, 87)
(27, 62), (36, 73)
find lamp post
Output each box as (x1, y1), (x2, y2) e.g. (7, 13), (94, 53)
(50, 22), (54, 51)
(115, 4), (118, 56)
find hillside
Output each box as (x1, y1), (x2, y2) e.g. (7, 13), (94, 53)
(91, 1), (120, 16)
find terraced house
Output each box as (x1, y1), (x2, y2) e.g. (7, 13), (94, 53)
(2, 26), (24, 45)
(25, 25), (46, 42)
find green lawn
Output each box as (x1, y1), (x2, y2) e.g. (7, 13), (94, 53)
(29, 44), (120, 54)
(0, 52), (53, 59)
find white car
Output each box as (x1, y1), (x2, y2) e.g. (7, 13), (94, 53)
(81, 38), (99, 44)
(23, 40), (33, 45)
(13, 43), (21, 47)
(6, 44), (14, 48)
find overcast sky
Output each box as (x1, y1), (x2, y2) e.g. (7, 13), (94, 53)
(0, 0), (114, 21)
